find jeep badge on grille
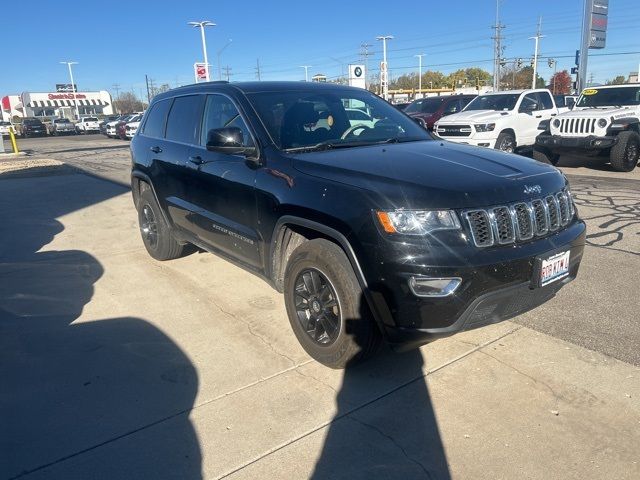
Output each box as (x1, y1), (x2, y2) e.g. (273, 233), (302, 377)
(523, 185), (542, 195)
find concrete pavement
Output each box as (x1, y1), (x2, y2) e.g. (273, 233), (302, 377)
(1, 164), (639, 479)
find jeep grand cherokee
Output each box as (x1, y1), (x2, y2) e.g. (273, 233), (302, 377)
(130, 81), (586, 368)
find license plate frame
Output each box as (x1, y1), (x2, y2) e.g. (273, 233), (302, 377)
(533, 250), (571, 288)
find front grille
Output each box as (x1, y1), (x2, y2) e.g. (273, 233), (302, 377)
(462, 189), (575, 248)
(558, 117), (596, 135)
(436, 124), (472, 137)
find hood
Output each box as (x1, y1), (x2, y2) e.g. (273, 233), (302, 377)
(437, 110), (511, 124)
(563, 106), (634, 118)
(289, 140), (565, 209)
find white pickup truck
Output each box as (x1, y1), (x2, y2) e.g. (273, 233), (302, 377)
(434, 89), (559, 153)
(535, 84), (640, 172)
(75, 116), (101, 134)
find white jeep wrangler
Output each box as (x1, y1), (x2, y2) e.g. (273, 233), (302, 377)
(535, 84), (640, 172)
(434, 89), (559, 153)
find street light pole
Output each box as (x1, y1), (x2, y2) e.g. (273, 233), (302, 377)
(60, 61), (79, 119)
(188, 20), (216, 81)
(376, 35), (394, 100)
(217, 39), (232, 81)
(300, 65), (312, 82)
(529, 17), (544, 89)
(414, 54), (425, 94)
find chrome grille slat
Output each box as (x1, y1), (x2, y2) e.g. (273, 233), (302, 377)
(463, 189), (575, 247)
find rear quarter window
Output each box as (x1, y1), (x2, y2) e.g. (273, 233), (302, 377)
(142, 99), (172, 138)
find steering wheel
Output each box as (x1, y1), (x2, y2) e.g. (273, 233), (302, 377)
(341, 124), (371, 140)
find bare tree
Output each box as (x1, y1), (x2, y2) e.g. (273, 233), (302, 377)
(113, 92), (145, 114)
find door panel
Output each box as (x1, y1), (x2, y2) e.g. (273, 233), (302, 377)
(181, 94), (261, 268)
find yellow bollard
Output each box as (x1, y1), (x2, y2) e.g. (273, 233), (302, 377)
(8, 128), (19, 154)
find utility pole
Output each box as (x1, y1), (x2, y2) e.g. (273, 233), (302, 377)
(588, 72), (594, 86)
(492, 0), (505, 91)
(414, 54), (425, 94)
(300, 65), (311, 82)
(217, 39), (232, 80)
(360, 43), (373, 89)
(376, 35), (393, 100)
(223, 65), (232, 82)
(255, 58), (261, 81)
(145, 75), (151, 104)
(112, 83), (121, 99)
(529, 17), (544, 89)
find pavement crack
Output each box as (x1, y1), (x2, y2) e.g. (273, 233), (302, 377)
(479, 349), (561, 408)
(294, 368), (339, 395)
(206, 296), (297, 366)
(348, 416), (432, 479)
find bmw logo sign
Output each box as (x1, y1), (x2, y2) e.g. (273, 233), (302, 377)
(354, 66), (362, 77)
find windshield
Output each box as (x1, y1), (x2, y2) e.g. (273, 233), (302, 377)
(24, 119), (42, 125)
(404, 97), (445, 114)
(247, 89), (430, 151)
(84, 117), (98, 122)
(576, 87), (640, 108)
(54, 119), (70, 123)
(465, 94), (520, 111)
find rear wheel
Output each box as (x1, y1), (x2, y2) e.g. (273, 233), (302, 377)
(533, 147), (560, 166)
(495, 131), (516, 153)
(137, 188), (188, 261)
(284, 239), (381, 368)
(610, 131), (640, 172)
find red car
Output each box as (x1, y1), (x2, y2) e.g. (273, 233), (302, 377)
(405, 94), (476, 130)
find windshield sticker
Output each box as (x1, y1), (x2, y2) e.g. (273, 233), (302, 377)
(582, 89), (599, 95)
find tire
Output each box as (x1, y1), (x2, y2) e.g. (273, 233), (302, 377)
(495, 131), (516, 153)
(137, 188), (188, 261)
(610, 131), (640, 172)
(284, 239), (381, 368)
(533, 147), (559, 166)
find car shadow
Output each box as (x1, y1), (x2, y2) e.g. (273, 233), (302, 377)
(0, 173), (201, 479)
(310, 306), (451, 479)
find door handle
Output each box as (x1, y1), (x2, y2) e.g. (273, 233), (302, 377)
(188, 155), (203, 165)
(535, 115), (542, 118)
(150, 146), (162, 153)
(551, 113), (557, 117)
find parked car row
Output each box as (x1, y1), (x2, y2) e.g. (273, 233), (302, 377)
(103, 113), (144, 140)
(402, 85), (639, 172)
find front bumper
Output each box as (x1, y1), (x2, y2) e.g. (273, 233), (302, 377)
(367, 220), (586, 350)
(536, 133), (618, 152)
(435, 133), (497, 148)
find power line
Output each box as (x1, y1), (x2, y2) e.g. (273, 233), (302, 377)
(222, 65), (233, 82)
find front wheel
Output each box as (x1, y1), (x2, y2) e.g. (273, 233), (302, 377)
(495, 132), (516, 153)
(284, 239), (381, 369)
(610, 131), (640, 172)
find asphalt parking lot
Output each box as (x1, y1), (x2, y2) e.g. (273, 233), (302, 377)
(1, 135), (639, 479)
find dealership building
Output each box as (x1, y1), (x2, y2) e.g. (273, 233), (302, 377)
(1, 90), (113, 120)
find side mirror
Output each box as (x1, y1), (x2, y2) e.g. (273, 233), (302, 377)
(520, 102), (538, 113)
(413, 117), (426, 128)
(206, 127), (255, 156)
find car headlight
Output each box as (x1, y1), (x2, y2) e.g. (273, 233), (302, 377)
(376, 209), (460, 235)
(474, 123), (496, 132)
(553, 119), (561, 128)
(597, 118), (607, 128)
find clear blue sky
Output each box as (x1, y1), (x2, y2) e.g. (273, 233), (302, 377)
(2, 0), (639, 98)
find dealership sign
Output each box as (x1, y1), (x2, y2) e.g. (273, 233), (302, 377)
(194, 63), (208, 82)
(48, 93), (87, 100)
(348, 64), (366, 89)
(589, 0), (608, 49)
(56, 83), (78, 92)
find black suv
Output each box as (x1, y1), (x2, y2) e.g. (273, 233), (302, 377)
(21, 118), (48, 137)
(130, 81), (586, 368)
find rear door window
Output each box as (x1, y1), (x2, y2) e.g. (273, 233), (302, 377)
(538, 91), (554, 110)
(142, 99), (172, 138)
(165, 95), (204, 144)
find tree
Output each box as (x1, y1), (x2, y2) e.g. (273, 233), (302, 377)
(500, 66), (545, 90)
(606, 75), (626, 85)
(113, 92), (145, 114)
(548, 70), (572, 95)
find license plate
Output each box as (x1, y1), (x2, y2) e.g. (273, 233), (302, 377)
(540, 251), (570, 286)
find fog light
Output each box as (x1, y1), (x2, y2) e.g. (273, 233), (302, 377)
(408, 277), (462, 297)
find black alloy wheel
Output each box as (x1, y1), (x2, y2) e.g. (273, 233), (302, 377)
(294, 268), (341, 346)
(140, 204), (159, 250)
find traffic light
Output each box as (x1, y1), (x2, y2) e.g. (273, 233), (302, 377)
(516, 58), (523, 68)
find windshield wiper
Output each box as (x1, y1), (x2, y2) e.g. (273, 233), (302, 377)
(283, 136), (423, 153)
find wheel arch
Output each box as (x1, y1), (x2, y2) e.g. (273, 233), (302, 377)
(130, 171), (172, 227)
(270, 216), (394, 335)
